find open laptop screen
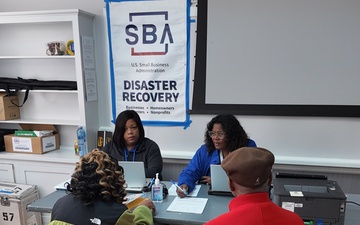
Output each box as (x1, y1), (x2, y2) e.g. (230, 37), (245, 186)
(208, 164), (232, 196)
(118, 161), (147, 192)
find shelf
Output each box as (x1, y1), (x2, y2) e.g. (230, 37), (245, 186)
(0, 9), (98, 157)
(0, 148), (79, 164)
(0, 56), (75, 59)
(0, 118), (80, 126)
(0, 89), (78, 94)
(0, 9), (95, 24)
(0, 88), (78, 94)
(0, 10), (98, 210)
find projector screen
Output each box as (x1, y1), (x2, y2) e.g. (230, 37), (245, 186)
(192, 0), (360, 117)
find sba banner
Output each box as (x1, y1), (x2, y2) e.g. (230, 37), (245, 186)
(105, 0), (192, 128)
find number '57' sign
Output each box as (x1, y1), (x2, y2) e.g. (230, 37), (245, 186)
(2, 212), (14, 221)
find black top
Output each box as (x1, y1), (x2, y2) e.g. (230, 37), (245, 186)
(102, 137), (163, 179)
(51, 193), (127, 225)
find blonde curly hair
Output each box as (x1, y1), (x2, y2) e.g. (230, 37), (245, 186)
(67, 149), (127, 206)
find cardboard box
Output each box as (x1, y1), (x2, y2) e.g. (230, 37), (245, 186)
(0, 92), (20, 120)
(0, 182), (42, 225)
(4, 124), (60, 154)
(14, 130), (53, 137)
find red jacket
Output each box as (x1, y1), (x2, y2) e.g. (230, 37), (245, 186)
(205, 192), (304, 225)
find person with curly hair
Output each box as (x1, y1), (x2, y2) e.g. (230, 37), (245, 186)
(103, 110), (163, 180)
(50, 149), (155, 225)
(176, 114), (256, 197)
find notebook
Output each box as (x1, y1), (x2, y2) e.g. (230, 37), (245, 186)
(118, 161), (147, 193)
(208, 164), (232, 196)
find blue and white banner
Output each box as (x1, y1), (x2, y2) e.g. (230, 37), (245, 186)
(105, 0), (192, 128)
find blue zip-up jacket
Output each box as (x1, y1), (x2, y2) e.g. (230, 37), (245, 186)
(177, 139), (256, 193)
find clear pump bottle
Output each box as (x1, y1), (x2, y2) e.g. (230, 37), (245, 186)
(151, 173), (163, 203)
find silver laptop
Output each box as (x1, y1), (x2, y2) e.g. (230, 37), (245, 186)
(118, 161), (147, 193)
(208, 164), (232, 196)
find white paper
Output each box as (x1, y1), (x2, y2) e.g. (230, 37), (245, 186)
(84, 70), (98, 102)
(168, 184), (201, 197)
(123, 193), (146, 204)
(282, 202), (295, 212)
(167, 197), (208, 214)
(11, 137), (32, 152)
(81, 36), (95, 69)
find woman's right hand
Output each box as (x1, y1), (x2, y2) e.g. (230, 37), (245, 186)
(176, 184), (189, 198)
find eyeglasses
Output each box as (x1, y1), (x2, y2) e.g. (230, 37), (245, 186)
(208, 131), (226, 139)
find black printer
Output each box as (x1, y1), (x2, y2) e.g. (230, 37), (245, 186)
(272, 173), (346, 225)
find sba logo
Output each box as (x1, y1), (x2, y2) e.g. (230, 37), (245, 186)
(125, 11), (174, 56)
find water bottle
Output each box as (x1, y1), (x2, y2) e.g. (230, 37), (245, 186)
(77, 126), (87, 157)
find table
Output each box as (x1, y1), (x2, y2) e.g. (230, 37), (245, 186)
(27, 182), (232, 225)
(27, 184), (360, 225)
(344, 194), (360, 225)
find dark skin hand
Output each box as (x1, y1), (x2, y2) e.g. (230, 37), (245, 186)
(177, 176), (212, 198)
(200, 176), (211, 185)
(176, 184), (189, 198)
(134, 199), (156, 215)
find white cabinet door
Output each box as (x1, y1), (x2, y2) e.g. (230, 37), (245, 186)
(18, 163), (75, 225)
(0, 163), (15, 182)
(18, 163), (74, 198)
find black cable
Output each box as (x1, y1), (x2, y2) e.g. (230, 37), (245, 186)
(346, 201), (360, 207)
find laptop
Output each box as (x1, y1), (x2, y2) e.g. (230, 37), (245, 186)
(208, 164), (232, 196)
(118, 161), (147, 193)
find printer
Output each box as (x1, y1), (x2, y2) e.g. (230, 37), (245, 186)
(272, 173), (346, 225)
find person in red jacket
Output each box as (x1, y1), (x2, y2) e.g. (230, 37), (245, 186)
(205, 147), (304, 225)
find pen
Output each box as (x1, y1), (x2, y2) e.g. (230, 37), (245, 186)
(148, 178), (155, 188)
(170, 179), (188, 195)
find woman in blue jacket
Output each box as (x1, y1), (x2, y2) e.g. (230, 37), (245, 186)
(176, 114), (256, 197)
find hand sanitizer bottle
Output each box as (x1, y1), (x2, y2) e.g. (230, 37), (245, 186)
(151, 173), (163, 203)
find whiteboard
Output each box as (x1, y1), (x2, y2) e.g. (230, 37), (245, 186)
(192, 0), (360, 116)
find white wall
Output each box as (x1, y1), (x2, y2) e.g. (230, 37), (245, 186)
(1, 0), (360, 169)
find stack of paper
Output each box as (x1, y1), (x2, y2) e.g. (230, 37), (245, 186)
(167, 197), (208, 214)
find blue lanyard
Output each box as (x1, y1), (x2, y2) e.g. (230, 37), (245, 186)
(123, 145), (138, 161)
